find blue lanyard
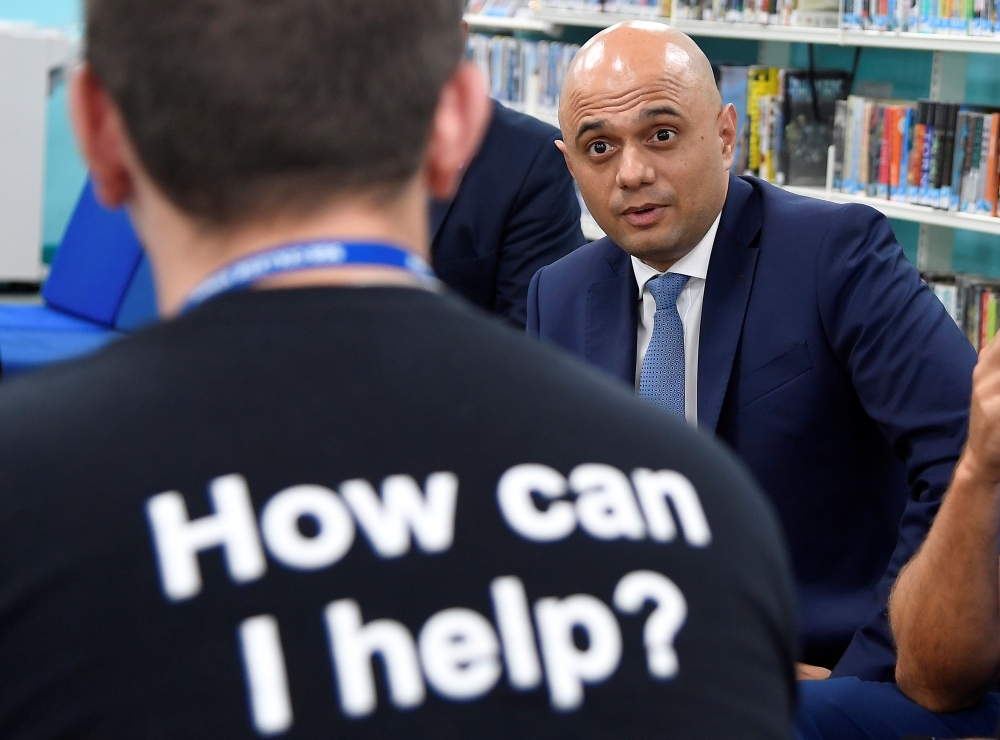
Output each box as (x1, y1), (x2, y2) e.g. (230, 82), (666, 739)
(183, 240), (438, 312)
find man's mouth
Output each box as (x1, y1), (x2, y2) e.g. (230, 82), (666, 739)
(621, 204), (666, 228)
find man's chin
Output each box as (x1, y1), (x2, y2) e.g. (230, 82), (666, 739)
(608, 225), (681, 263)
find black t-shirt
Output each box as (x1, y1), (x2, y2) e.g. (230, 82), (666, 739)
(0, 287), (796, 739)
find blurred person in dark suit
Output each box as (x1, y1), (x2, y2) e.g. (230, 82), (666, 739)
(431, 24), (585, 328)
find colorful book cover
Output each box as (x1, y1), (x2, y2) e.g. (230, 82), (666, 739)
(928, 102), (948, 206)
(781, 70), (850, 187)
(877, 107), (894, 199)
(939, 104), (959, 210)
(919, 101), (937, 206)
(895, 107), (914, 201)
(986, 113), (1000, 217)
(979, 113), (998, 214)
(977, 114), (994, 213)
(907, 103), (927, 203)
(747, 67), (778, 175)
(950, 112), (969, 211)
(982, 289), (998, 350)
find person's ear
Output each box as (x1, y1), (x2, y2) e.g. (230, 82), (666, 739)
(425, 62), (491, 201)
(719, 103), (738, 171)
(555, 139), (576, 179)
(69, 64), (136, 209)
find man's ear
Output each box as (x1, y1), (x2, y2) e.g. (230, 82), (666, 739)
(719, 103), (738, 171)
(69, 64), (136, 209)
(425, 62), (491, 201)
(555, 139), (576, 179)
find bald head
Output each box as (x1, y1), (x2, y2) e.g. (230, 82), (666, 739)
(554, 22), (736, 271)
(559, 23), (720, 135)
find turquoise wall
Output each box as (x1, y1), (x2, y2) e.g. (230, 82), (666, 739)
(10, 1), (1000, 273)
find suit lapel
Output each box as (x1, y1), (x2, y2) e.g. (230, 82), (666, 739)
(698, 175), (762, 434)
(430, 199), (453, 243)
(586, 243), (639, 387)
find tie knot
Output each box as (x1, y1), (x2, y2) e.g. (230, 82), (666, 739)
(647, 273), (690, 311)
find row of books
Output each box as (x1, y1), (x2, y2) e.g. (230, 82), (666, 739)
(925, 273), (1000, 350)
(466, 34), (581, 115)
(529, 0), (1000, 34)
(718, 65), (849, 186)
(533, 0), (667, 16)
(842, 0), (999, 33)
(465, 0), (534, 16)
(535, 0), (834, 23)
(831, 97), (1000, 216)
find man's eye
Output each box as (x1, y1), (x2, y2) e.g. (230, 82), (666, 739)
(589, 141), (609, 155)
(654, 130), (675, 142)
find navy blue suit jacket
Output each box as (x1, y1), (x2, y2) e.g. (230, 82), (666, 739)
(527, 174), (976, 680)
(431, 101), (585, 328)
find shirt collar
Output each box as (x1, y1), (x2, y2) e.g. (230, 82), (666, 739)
(631, 212), (722, 293)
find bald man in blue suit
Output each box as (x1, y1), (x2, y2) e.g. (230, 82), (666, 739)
(528, 22), (976, 685)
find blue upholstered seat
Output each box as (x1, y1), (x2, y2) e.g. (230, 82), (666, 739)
(0, 180), (158, 379)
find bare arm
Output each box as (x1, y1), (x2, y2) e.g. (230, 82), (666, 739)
(891, 338), (1000, 712)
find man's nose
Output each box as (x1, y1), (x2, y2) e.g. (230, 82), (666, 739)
(615, 144), (656, 190)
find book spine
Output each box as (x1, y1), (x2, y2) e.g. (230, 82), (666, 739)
(860, 101), (873, 194)
(994, 124), (1000, 217)
(987, 113), (1000, 217)
(853, 98), (866, 195)
(962, 114), (981, 212)
(833, 100), (848, 191)
(747, 68), (765, 175)
(878, 107), (893, 199)
(869, 104), (883, 197)
(968, 284), (982, 351)
(939, 104), (959, 210)
(977, 115), (993, 214)
(908, 101), (927, 203)
(775, 70), (787, 186)
(989, 291), (999, 349)
(845, 97), (858, 193)
(928, 102), (948, 206)
(982, 289), (990, 352)
(919, 102), (937, 205)
(772, 96), (784, 185)
(890, 107), (904, 200)
(950, 111), (968, 212)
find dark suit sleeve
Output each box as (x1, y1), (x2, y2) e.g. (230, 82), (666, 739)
(816, 206), (977, 681)
(494, 134), (585, 329)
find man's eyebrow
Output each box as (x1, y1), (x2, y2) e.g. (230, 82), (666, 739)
(640, 105), (684, 120)
(575, 119), (607, 144)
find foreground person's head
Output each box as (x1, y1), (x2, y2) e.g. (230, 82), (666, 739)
(556, 23), (737, 270)
(74, 0), (490, 313)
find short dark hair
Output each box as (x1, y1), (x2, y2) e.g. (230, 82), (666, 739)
(85, 0), (465, 227)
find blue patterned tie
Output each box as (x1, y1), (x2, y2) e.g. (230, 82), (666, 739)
(639, 273), (690, 417)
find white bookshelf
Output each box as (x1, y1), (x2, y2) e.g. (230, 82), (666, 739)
(464, 13), (557, 33)
(785, 187), (1000, 236)
(529, 9), (1000, 54)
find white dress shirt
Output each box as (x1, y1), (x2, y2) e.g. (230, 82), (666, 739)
(632, 213), (722, 426)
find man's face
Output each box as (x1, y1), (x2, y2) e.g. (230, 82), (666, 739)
(557, 34), (735, 269)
